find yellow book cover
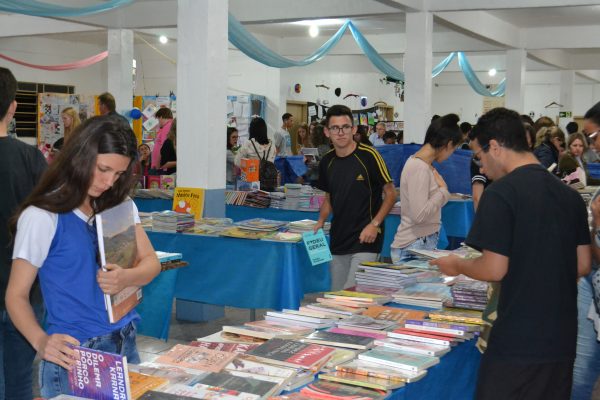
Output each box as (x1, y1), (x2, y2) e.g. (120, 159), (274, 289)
(128, 371), (169, 399)
(172, 187), (205, 219)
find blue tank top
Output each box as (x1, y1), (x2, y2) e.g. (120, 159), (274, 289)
(38, 211), (138, 343)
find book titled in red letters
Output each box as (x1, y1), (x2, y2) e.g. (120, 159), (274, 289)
(246, 338), (335, 369)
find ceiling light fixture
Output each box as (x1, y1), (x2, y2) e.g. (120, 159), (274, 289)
(309, 25), (319, 38)
(488, 68), (497, 77)
(159, 35), (168, 44)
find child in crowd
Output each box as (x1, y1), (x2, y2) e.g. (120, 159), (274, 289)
(6, 115), (160, 398)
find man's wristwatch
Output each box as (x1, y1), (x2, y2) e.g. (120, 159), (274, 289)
(371, 219), (380, 228)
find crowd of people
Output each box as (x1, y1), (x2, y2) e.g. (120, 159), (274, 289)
(1, 56), (599, 398)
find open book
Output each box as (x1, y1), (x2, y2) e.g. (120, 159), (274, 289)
(96, 198), (141, 323)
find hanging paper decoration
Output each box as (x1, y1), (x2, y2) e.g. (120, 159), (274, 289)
(294, 83), (301, 93)
(360, 97), (368, 107)
(0, 51), (108, 71)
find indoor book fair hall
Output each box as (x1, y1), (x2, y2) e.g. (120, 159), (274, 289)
(1, 1), (600, 399)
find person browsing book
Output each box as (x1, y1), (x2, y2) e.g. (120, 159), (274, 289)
(314, 105), (396, 291)
(431, 108), (591, 400)
(0, 67), (47, 400)
(5, 115), (161, 398)
(234, 117), (276, 166)
(390, 114), (462, 263)
(150, 107), (174, 170)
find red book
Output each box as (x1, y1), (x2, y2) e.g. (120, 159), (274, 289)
(246, 338), (335, 369)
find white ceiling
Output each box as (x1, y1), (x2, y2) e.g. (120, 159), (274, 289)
(1, 0), (600, 80)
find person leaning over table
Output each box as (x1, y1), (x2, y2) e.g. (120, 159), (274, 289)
(5, 115), (161, 398)
(390, 114), (462, 263)
(432, 107), (591, 400)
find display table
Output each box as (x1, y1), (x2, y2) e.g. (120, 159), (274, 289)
(136, 268), (180, 340)
(146, 231), (330, 310)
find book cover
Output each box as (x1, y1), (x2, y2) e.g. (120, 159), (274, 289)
(319, 371), (405, 391)
(68, 346), (131, 399)
(222, 325), (299, 340)
(373, 338), (450, 357)
(129, 371), (169, 399)
(386, 330), (455, 347)
(323, 291), (390, 303)
(160, 175), (176, 190)
(160, 383), (260, 400)
(327, 327), (388, 340)
(244, 320), (315, 336)
(240, 158), (259, 182)
(189, 341), (259, 354)
(335, 315), (396, 331)
(225, 355), (298, 379)
(194, 372), (280, 397)
(96, 198), (141, 323)
(358, 347), (439, 372)
(128, 363), (204, 386)
(303, 331), (374, 350)
(265, 311), (336, 325)
(302, 229), (332, 266)
(335, 359), (427, 383)
(246, 338), (335, 369)
(403, 320), (472, 336)
(147, 175), (161, 189)
(172, 187), (205, 219)
(155, 251), (183, 263)
(362, 306), (427, 323)
(299, 380), (387, 400)
(155, 344), (237, 373)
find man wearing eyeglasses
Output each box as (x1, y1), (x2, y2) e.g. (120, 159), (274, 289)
(314, 105), (396, 291)
(432, 107), (591, 400)
(583, 104), (600, 164)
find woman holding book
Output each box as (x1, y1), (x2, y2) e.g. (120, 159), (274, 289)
(390, 114), (462, 263)
(5, 115), (161, 398)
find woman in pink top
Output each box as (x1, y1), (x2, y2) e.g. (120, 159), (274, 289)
(390, 114), (462, 263)
(151, 107), (174, 170)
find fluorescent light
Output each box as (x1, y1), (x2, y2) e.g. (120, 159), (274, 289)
(159, 35), (168, 44)
(488, 68), (497, 77)
(292, 19), (345, 27)
(309, 25), (319, 37)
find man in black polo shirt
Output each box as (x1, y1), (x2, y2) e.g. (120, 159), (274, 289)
(433, 107), (591, 399)
(315, 105), (396, 291)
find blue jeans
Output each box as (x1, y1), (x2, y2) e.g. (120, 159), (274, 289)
(571, 274), (600, 400)
(390, 232), (439, 264)
(0, 304), (44, 400)
(39, 321), (140, 398)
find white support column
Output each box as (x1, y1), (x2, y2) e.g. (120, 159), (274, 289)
(107, 29), (133, 114)
(177, 0), (228, 217)
(559, 70), (575, 115)
(404, 12), (433, 144)
(505, 49), (526, 113)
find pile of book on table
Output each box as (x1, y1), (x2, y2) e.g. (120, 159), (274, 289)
(225, 190), (271, 208)
(60, 288), (487, 400)
(287, 219), (331, 235)
(156, 251), (189, 272)
(220, 218), (300, 242)
(151, 210), (195, 233)
(193, 218), (234, 236)
(269, 184), (326, 212)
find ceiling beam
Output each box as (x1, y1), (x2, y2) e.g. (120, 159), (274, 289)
(427, 0), (600, 11)
(525, 25), (600, 49)
(435, 11), (522, 49)
(0, 14), (99, 37)
(230, 0), (400, 24)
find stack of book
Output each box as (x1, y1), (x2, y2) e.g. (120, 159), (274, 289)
(448, 279), (489, 311)
(268, 191), (286, 209)
(236, 218), (288, 232)
(392, 283), (452, 308)
(225, 190), (249, 205)
(427, 308), (485, 326)
(151, 210), (195, 233)
(355, 262), (436, 290)
(244, 190), (271, 208)
(156, 251), (188, 271)
(401, 318), (482, 339)
(287, 219), (331, 234)
(264, 310), (338, 329)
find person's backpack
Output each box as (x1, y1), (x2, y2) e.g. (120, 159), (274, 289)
(250, 140), (278, 191)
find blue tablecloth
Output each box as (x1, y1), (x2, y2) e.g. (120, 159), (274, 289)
(388, 339), (481, 400)
(136, 268), (180, 340)
(276, 145), (473, 194)
(588, 163), (600, 179)
(146, 231), (330, 310)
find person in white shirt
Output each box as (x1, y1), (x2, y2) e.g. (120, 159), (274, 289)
(274, 113), (294, 156)
(368, 122), (386, 146)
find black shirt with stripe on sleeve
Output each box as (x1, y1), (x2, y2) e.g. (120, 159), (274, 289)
(316, 143), (393, 255)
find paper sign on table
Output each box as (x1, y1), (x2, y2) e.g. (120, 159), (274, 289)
(302, 229), (332, 266)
